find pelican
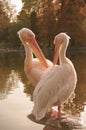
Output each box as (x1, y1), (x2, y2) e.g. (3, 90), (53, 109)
(32, 33), (77, 121)
(18, 28), (53, 86)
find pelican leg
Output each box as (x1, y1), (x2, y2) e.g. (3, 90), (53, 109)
(58, 105), (61, 119)
(50, 105), (65, 120)
(50, 106), (60, 120)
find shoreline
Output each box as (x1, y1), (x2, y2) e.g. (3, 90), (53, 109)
(0, 46), (86, 53)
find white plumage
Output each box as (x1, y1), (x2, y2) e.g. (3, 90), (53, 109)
(32, 33), (77, 121)
(18, 28), (53, 86)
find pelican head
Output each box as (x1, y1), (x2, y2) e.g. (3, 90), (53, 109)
(53, 33), (70, 64)
(18, 28), (35, 44)
(18, 28), (48, 67)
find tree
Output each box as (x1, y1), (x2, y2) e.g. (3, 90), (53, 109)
(17, 0), (38, 28)
(8, 22), (23, 47)
(36, 0), (86, 46)
(0, 0), (18, 43)
(30, 10), (37, 33)
(0, 1), (10, 29)
(2, 0), (17, 22)
(0, 1), (10, 42)
(36, 0), (59, 47)
(56, 0), (86, 46)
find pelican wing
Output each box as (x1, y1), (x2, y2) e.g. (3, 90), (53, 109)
(32, 64), (76, 120)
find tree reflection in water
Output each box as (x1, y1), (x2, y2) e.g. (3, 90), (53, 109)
(0, 52), (24, 100)
(0, 70), (22, 99)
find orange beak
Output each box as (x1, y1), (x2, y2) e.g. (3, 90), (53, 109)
(53, 42), (61, 65)
(25, 36), (48, 68)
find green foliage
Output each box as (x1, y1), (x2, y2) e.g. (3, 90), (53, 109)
(17, 10), (30, 27)
(0, 28), (8, 42)
(8, 22), (25, 47)
(17, 0), (39, 28)
(30, 10), (37, 33)
(22, 0), (38, 10)
(0, 0), (16, 43)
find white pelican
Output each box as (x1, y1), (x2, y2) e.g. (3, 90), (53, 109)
(32, 33), (77, 121)
(18, 28), (53, 86)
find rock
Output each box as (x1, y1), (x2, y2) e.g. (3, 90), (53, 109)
(27, 113), (86, 130)
(28, 112), (51, 125)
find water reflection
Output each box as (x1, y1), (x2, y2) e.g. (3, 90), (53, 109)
(0, 52), (25, 100)
(0, 51), (86, 129)
(0, 70), (21, 99)
(63, 53), (86, 117)
(81, 106), (86, 125)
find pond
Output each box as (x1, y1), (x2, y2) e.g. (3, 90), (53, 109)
(0, 50), (86, 130)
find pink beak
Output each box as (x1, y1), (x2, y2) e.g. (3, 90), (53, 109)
(25, 36), (48, 68)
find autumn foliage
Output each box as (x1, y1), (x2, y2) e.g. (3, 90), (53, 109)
(0, 0), (86, 47)
(35, 0), (86, 46)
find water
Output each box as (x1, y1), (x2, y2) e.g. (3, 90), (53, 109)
(0, 51), (86, 130)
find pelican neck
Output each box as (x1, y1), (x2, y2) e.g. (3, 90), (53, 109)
(24, 44), (33, 64)
(59, 39), (68, 65)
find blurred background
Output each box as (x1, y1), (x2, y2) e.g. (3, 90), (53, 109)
(0, 0), (86, 50)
